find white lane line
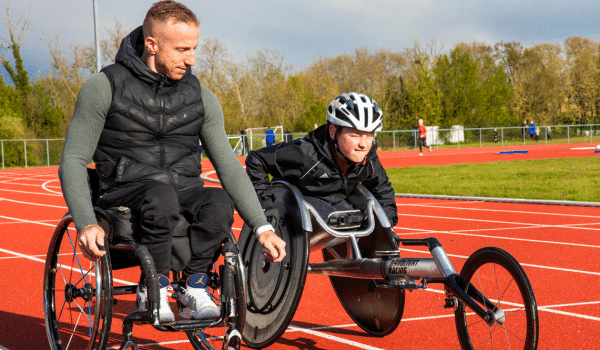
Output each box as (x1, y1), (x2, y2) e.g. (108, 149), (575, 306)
(0, 247), (133, 285)
(0, 188), (63, 196)
(398, 213), (540, 226)
(539, 308), (600, 321)
(0, 215), (59, 228)
(394, 224), (600, 249)
(107, 340), (190, 349)
(398, 247), (600, 276)
(42, 179), (63, 194)
(287, 325), (384, 350)
(397, 202), (600, 219)
(0, 197), (67, 209)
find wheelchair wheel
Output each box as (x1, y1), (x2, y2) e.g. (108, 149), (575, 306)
(454, 247), (539, 350)
(186, 234), (247, 350)
(239, 216), (309, 348)
(44, 214), (113, 350)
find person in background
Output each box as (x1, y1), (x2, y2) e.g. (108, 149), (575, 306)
(521, 120), (527, 142)
(240, 127), (248, 155)
(493, 128), (498, 143)
(547, 126), (552, 141)
(313, 123), (318, 130)
(284, 127), (293, 143)
(265, 127), (275, 147)
(58, 0), (285, 324)
(529, 120), (536, 141)
(535, 125), (540, 142)
(418, 118), (431, 155)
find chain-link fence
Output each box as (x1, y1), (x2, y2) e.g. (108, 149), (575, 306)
(0, 139), (65, 169)
(2, 124), (598, 168)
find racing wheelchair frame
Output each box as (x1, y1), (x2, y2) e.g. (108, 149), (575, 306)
(43, 169), (246, 350)
(239, 181), (539, 349)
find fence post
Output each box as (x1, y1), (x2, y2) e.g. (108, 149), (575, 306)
(567, 126), (570, 143)
(46, 139), (50, 166)
(393, 131), (395, 150)
(590, 124), (593, 143)
(479, 130), (482, 147)
(24, 140), (27, 168)
(501, 128), (504, 146)
(1, 141), (3, 169)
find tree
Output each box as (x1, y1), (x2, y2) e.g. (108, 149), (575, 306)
(564, 36), (599, 124)
(0, 3), (30, 97)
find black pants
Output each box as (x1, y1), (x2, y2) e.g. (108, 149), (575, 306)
(418, 137), (427, 152)
(97, 181), (234, 278)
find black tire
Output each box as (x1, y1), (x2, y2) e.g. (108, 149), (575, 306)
(186, 235), (246, 350)
(44, 214), (113, 350)
(455, 247), (539, 350)
(239, 215), (309, 349)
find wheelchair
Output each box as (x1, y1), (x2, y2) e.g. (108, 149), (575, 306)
(239, 181), (540, 349)
(43, 169), (246, 350)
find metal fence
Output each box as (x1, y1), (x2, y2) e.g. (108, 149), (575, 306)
(3, 124), (599, 168)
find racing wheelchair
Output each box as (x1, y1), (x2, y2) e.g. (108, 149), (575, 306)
(239, 181), (539, 349)
(43, 169), (246, 350)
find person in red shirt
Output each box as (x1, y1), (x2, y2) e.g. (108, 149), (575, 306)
(418, 118), (431, 155)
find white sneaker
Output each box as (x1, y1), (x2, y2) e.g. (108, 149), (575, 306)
(135, 274), (175, 323)
(177, 273), (220, 319)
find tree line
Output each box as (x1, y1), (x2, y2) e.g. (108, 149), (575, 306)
(2, 10), (600, 143)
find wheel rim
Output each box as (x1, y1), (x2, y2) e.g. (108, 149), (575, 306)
(456, 248), (538, 350)
(44, 216), (112, 350)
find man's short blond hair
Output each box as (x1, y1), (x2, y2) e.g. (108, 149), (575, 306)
(143, 1), (199, 38)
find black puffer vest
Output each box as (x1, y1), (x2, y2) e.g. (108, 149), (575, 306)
(93, 26), (204, 192)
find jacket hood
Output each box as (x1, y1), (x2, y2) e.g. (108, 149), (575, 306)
(114, 26), (192, 88)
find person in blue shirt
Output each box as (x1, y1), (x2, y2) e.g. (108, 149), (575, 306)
(529, 120), (536, 141)
(265, 127), (275, 147)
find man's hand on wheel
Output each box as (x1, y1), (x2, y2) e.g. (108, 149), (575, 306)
(257, 230), (286, 263)
(78, 224), (106, 260)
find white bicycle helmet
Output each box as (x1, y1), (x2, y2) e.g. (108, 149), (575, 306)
(326, 92), (383, 132)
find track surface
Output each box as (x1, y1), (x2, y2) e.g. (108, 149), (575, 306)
(1, 143), (599, 349)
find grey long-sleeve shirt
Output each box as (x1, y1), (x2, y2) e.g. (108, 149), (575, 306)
(59, 73), (269, 232)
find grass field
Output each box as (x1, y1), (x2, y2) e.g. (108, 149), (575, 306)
(387, 157), (600, 202)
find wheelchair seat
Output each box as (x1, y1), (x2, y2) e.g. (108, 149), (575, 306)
(43, 167), (246, 350)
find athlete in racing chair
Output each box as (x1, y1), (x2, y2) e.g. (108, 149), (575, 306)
(246, 92), (397, 231)
(242, 92), (404, 347)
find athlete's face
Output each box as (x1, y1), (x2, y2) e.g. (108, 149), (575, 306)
(146, 20), (199, 80)
(329, 125), (374, 163)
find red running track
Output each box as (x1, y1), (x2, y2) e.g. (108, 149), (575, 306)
(0, 143), (599, 349)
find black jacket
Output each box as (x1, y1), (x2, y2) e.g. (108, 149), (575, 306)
(94, 26), (205, 192)
(245, 124), (398, 226)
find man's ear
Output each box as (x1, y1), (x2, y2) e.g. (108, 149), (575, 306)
(145, 36), (158, 55)
(329, 124), (337, 139)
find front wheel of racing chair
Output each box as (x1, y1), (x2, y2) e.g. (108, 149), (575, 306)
(43, 169), (246, 350)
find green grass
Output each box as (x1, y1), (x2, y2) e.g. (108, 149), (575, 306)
(387, 157), (600, 202)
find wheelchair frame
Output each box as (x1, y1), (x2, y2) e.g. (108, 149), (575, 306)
(239, 180), (539, 350)
(43, 207), (247, 350)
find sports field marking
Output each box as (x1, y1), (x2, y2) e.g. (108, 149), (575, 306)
(399, 247), (600, 276)
(395, 224), (600, 250)
(0, 197), (67, 209)
(397, 202), (600, 220)
(287, 325), (384, 350)
(42, 180), (63, 194)
(0, 188), (63, 196)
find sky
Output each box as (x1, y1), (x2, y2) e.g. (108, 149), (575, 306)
(2, 0), (600, 84)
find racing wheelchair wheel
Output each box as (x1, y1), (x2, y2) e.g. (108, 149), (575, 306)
(454, 247), (539, 350)
(185, 233), (247, 350)
(44, 214), (113, 350)
(238, 211), (309, 348)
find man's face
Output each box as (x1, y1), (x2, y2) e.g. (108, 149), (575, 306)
(329, 125), (374, 163)
(147, 20), (199, 80)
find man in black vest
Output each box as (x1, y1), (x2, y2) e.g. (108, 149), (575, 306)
(59, 0), (285, 323)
